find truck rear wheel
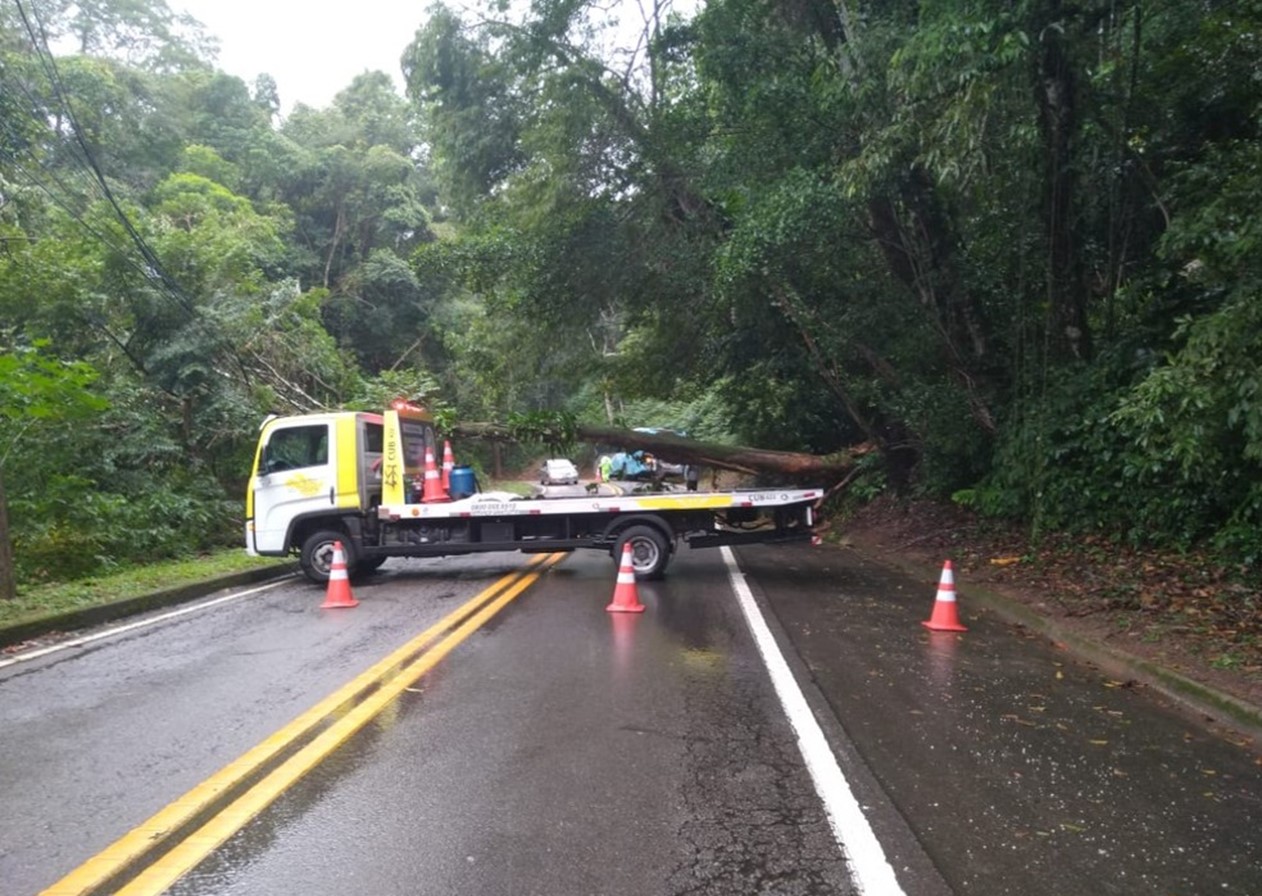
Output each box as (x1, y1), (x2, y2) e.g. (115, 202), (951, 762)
(300, 530), (355, 584)
(614, 525), (671, 580)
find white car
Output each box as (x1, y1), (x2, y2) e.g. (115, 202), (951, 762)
(539, 458), (580, 485)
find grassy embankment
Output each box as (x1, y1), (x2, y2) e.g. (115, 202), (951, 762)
(1, 477), (537, 631)
(0, 551), (287, 630)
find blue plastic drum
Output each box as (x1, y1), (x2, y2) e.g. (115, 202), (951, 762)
(449, 465), (476, 499)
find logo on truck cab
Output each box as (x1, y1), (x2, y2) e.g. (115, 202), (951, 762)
(285, 473), (324, 497)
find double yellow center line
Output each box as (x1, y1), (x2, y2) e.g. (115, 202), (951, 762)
(43, 553), (566, 896)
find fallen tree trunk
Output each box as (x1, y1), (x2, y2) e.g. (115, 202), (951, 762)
(450, 421), (872, 484)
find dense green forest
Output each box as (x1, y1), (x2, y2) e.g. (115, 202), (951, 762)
(1, 0), (1260, 598)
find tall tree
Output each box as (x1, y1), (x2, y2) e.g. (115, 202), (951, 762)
(0, 346), (107, 599)
(277, 82), (438, 372)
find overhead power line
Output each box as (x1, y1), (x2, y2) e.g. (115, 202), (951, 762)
(12, 0), (197, 318)
(4, 0), (267, 400)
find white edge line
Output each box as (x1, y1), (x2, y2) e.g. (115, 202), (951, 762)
(721, 546), (906, 896)
(0, 577), (293, 670)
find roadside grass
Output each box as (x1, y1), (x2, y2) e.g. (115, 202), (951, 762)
(488, 477), (534, 497)
(1, 550), (287, 629)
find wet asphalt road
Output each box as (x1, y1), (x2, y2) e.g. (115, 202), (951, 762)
(163, 549), (856, 896)
(1, 542), (1259, 895)
(738, 542), (1262, 895)
(1, 550), (859, 896)
(0, 556), (543, 894)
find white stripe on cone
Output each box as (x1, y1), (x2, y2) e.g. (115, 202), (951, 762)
(330, 545), (349, 579)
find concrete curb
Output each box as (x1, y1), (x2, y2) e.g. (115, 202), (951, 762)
(846, 544), (1262, 741)
(0, 564), (296, 650)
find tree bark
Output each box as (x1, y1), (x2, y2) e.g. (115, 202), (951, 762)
(867, 169), (997, 435)
(1036, 0), (1092, 361)
(0, 469), (15, 601)
(451, 421), (872, 483)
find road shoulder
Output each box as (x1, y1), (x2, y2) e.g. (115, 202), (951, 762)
(0, 564), (294, 652)
(835, 501), (1262, 741)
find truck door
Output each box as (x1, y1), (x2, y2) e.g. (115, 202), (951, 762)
(249, 419), (337, 553)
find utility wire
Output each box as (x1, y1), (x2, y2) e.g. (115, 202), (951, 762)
(13, 0), (197, 317)
(0, 69), (109, 213)
(5, 0), (268, 399)
(0, 115), (127, 252)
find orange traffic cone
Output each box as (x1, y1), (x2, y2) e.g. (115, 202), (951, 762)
(922, 560), (967, 631)
(320, 541), (359, 608)
(420, 445), (449, 503)
(606, 543), (646, 613)
(441, 440), (455, 492)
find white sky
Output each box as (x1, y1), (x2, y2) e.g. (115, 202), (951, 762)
(172, 1), (691, 117)
(173, 0), (428, 114)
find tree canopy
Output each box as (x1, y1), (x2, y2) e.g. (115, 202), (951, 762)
(2, 0), (1261, 595)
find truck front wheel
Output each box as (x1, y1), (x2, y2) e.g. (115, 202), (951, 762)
(300, 530), (355, 584)
(614, 525), (671, 580)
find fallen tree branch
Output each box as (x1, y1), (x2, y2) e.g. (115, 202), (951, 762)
(450, 420), (874, 484)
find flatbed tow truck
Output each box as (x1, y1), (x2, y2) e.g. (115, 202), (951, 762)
(246, 403), (821, 583)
